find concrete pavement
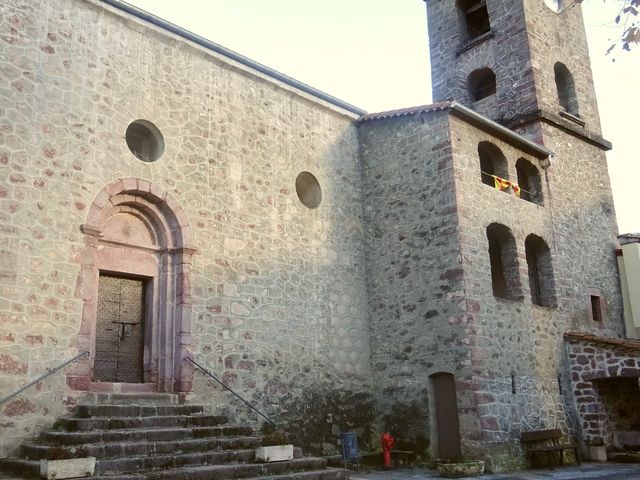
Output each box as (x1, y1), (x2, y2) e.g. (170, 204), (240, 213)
(349, 463), (640, 479)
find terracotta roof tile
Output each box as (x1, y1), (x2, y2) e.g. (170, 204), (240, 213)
(564, 331), (640, 351)
(358, 101), (453, 122)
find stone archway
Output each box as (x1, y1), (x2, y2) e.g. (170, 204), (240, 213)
(68, 178), (196, 393)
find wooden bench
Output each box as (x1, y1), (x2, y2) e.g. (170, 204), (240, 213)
(521, 429), (580, 469)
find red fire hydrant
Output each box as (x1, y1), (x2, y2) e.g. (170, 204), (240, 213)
(381, 431), (395, 468)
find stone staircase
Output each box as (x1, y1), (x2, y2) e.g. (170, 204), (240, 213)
(0, 393), (349, 480)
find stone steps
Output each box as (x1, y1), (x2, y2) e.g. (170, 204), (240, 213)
(58, 414), (227, 431)
(72, 468), (349, 480)
(247, 471), (349, 480)
(0, 394), (348, 479)
(75, 405), (204, 418)
(21, 436), (263, 460)
(0, 462), (40, 478)
(108, 458), (328, 480)
(94, 449), (256, 474)
(0, 458), (347, 480)
(20, 446), (255, 471)
(41, 425), (254, 445)
(80, 393), (179, 406)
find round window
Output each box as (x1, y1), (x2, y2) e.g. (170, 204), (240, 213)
(295, 171), (322, 209)
(125, 120), (165, 163)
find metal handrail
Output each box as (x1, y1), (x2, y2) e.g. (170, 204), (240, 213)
(186, 356), (276, 427)
(0, 351), (90, 407)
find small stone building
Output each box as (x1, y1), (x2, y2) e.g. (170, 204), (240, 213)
(0, 0), (638, 470)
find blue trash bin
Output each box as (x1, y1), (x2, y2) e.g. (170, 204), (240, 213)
(340, 432), (359, 465)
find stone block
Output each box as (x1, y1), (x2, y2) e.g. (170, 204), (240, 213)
(255, 444), (294, 462)
(583, 445), (607, 462)
(437, 460), (485, 478)
(39, 458), (95, 479)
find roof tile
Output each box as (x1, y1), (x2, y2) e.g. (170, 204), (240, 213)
(564, 331), (640, 351)
(358, 101), (453, 122)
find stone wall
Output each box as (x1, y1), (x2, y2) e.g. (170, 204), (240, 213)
(0, 0), (629, 467)
(522, 0), (602, 133)
(426, 0), (602, 133)
(426, 0), (536, 123)
(565, 333), (640, 447)
(449, 110), (623, 469)
(450, 115), (570, 468)
(511, 120), (623, 335)
(0, 0), (373, 455)
(358, 110), (469, 458)
(357, 105), (624, 469)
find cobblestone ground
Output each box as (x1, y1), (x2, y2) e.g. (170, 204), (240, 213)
(349, 463), (640, 480)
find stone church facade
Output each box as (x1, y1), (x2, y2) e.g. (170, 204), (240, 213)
(1, 0), (638, 471)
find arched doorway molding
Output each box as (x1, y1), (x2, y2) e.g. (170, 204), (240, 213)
(69, 178), (196, 393)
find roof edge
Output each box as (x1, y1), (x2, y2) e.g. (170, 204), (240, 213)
(450, 102), (554, 160)
(358, 101), (553, 160)
(564, 330), (640, 351)
(99, 0), (366, 116)
(358, 101), (453, 122)
(618, 233), (640, 245)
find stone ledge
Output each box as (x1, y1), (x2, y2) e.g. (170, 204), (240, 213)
(506, 109), (612, 151)
(456, 31), (495, 57)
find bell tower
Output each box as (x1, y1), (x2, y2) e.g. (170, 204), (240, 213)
(424, 0), (603, 138)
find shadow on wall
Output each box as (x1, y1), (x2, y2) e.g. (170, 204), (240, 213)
(278, 387), (376, 456)
(381, 400), (430, 454)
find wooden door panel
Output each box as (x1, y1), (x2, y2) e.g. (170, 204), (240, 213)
(94, 275), (145, 383)
(432, 373), (462, 461)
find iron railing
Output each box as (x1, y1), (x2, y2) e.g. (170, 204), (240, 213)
(187, 356), (276, 427)
(0, 351), (90, 407)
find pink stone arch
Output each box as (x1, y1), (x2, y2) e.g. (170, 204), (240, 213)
(69, 178), (196, 394)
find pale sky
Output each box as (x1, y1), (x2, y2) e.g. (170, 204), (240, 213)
(123, 0), (639, 233)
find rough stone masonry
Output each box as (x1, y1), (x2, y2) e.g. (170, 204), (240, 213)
(0, 0), (632, 471)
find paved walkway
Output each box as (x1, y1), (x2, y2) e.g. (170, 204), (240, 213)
(349, 463), (640, 480)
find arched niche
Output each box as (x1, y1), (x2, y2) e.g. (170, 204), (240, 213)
(525, 234), (556, 307)
(468, 67), (496, 102)
(554, 62), (579, 116)
(486, 223), (523, 301)
(68, 178), (196, 394)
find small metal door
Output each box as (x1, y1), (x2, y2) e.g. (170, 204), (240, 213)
(94, 274), (145, 382)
